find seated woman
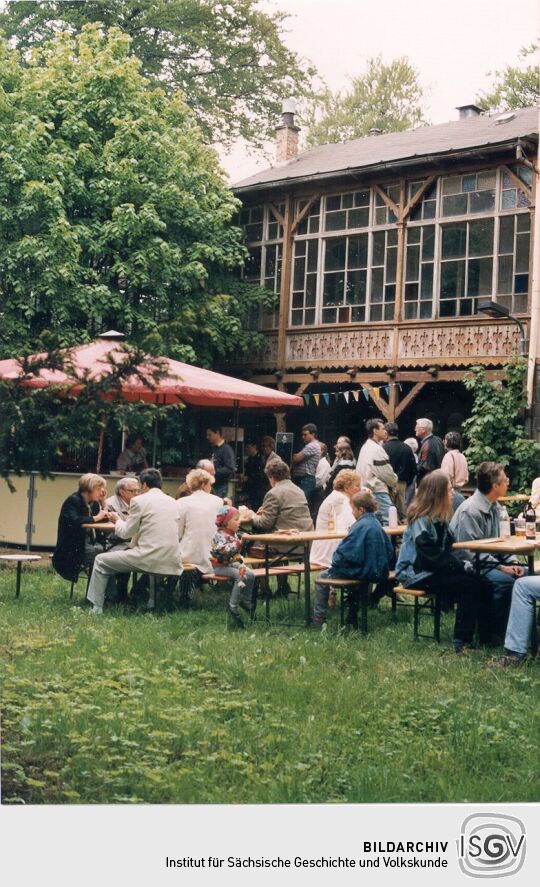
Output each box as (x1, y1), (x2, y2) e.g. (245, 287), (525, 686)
(310, 469), (361, 568)
(312, 491), (394, 627)
(116, 433), (148, 474)
(176, 468), (223, 576)
(395, 469), (491, 654)
(52, 473), (110, 583)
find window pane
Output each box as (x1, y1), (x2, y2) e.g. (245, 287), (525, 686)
(423, 200), (436, 219)
(440, 299), (457, 317)
(441, 260), (466, 297)
(323, 272), (344, 305)
(497, 255), (513, 294)
(324, 238), (346, 271)
(419, 300), (432, 319)
(348, 234), (368, 268)
(293, 256), (305, 290)
(246, 222), (264, 240)
(477, 170), (496, 190)
(372, 231), (385, 265)
(322, 307), (336, 323)
(245, 247), (262, 279)
(348, 207), (369, 228)
(386, 246), (397, 284)
(404, 302), (417, 319)
(354, 190), (370, 206)
(501, 189), (517, 210)
(405, 282), (418, 301)
(407, 226), (421, 244)
(346, 269), (367, 303)
(384, 302), (394, 320)
(292, 292), (304, 309)
(442, 194), (468, 216)
(515, 234), (530, 273)
(421, 264), (434, 299)
(515, 273), (528, 295)
(351, 305), (366, 322)
(498, 215), (514, 253)
(422, 226), (435, 260)
(514, 293), (528, 312)
(442, 224), (467, 258)
(305, 275), (317, 306)
(406, 245), (420, 280)
(291, 310), (303, 326)
(467, 257), (493, 297)
(469, 218), (494, 256)
(443, 176), (462, 195)
(342, 193), (353, 209)
(516, 213), (530, 233)
(308, 215), (320, 233)
(462, 174), (477, 193)
(307, 240), (319, 272)
(370, 304), (383, 321)
(469, 190), (495, 213)
(305, 309), (316, 325)
(325, 210), (347, 231)
(371, 267), (384, 301)
(326, 195), (341, 211)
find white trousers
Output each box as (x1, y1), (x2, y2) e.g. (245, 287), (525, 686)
(87, 550), (182, 608)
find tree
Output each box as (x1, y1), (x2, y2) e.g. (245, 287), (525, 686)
(462, 360), (540, 493)
(0, 24), (272, 367)
(477, 43), (539, 112)
(0, 0), (315, 147)
(303, 56), (426, 148)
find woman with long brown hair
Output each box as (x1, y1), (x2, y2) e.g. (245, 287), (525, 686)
(395, 469), (490, 653)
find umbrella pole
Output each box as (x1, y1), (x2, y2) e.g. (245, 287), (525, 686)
(96, 419), (105, 473)
(233, 400), (240, 502)
(152, 416), (158, 467)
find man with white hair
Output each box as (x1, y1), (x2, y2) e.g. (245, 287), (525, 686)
(415, 417), (444, 482)
(196, 459), (215, 476)
(105, 477), (141, 602)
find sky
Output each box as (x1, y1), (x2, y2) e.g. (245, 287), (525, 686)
(221, 0), (539, 183)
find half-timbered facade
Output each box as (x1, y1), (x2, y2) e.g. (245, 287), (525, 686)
(231, 106), (539, 444)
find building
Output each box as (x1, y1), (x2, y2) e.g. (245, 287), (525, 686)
(230, 104), (539, 448)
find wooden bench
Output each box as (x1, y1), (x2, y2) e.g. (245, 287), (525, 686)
(391, 586), (441, 642)
(315, 576), (370, 633)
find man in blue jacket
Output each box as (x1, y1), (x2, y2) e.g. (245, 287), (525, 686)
(312, 491), (395, 627)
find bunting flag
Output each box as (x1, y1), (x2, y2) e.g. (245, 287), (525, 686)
(313, 394), (320, 406)
(303, 394), (310, 405)
(343, 391), (350, 404)
(352, 390), (360, 402)
(372, 387), (380, 401)
(362, 388), (370, 401)
(302, 385), (396, 406)
(384, 385), (390, 396)
(322, 393), (330, 406)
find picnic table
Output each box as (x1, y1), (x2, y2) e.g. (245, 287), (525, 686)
(244, 526), (406, 626)
(452, 536), (537, 575)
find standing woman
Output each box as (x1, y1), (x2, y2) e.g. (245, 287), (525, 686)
(395, 470), (491, 653)
(441, 431), (469, 493)
(325, 441), (356, 491)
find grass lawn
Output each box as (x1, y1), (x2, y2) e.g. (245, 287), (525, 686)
(1, 568), (539, 805)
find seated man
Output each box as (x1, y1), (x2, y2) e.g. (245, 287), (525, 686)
(241, 460), (313, 596)
(312, 491), (395, 627)
(450, 461), (525, 638)
(491, 575), (540, 666)
(87, 469), (182, 614)
(105, 477), (141, 602)
(52, 473), (110, 584)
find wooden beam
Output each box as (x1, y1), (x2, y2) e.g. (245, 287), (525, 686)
(276, 195), (294, 368)
(388, 381), (397, 421)
(501, 164), (533, 199)
(368, 388), (391, 421)
(268, 202), (285, 228)
(291, 194), (320, 234)
(394, 382), (426, 419)
(248, 369), (507, 385)
(401, 175), (436, 220)
(373, 183), (400, 219)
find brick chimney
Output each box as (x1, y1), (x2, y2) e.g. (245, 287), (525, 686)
(456, 104), (482, 119)
(276, 99), (300, 164)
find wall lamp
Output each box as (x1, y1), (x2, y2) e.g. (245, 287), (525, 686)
(477, 299), (526, 357)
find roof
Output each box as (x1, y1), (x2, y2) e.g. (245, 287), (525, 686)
(233, 107), (538, 193)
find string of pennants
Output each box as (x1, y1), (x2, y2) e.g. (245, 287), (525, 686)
(302, 384), (402, 407)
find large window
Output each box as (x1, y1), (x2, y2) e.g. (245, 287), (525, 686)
(240, 166), (531, 330)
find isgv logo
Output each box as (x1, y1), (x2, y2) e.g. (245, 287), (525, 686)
(458, 814), (526, 878)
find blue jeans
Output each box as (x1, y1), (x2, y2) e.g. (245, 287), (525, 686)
(214, 564), (255, 612)
(504, 575), (540, 656)
(293, 474), (316, 508)
(483, 567), (527, 637)
(374, 491), (393, 526)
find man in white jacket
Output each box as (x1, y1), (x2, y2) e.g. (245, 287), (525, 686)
(356, 419), (398, 525)
(87, 468), (183, 614)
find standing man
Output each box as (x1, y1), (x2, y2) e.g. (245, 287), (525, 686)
(383, 422), (417, 521)
(450, 462), (524, 639)
(87, 468), (183, 614)
(357, 419), (398, 525)
(291, 423), (321, 513)
(206, 426), (236, 499)
(415, 418), (444, 482)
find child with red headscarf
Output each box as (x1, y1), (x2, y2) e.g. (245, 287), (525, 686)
(210, 506), (256, 628)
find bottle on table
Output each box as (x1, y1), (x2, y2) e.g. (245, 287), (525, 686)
(388, 505), (398, 528)
(327, 505), (337, 533)
(525, 501), (536, 540)
(499, 506), (511, 540)
(514, 514), (526, 538)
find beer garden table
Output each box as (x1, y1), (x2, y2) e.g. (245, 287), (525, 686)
(244, 526), (406, 627)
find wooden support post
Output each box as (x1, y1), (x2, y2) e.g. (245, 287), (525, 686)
(277, 195), (293, 369)
(394, 381), (427, 419)
(274, 412), (286, 433)
(388, 382), (397, 421)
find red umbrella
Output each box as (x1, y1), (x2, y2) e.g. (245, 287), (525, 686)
(0, 332), (302, 409)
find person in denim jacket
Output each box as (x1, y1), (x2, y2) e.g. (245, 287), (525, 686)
(396, 470), (491, 653)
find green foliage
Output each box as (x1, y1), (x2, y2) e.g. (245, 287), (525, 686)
(477, 43), (539, 111)
(303, 56), (426, 148)
(1, 571), (538, 804)
(0, 0), (315, 147)
(0, 24), (270, 366)
(462, 360), (540, 491)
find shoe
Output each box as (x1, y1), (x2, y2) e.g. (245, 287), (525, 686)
(487, 653), (525, 668)
(310, 617), (326, 630)
(239, 601), (256, 618)
(91, 605), (103, 615)
(228, 606), (244, 628)
(145, 599), (155, 610)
